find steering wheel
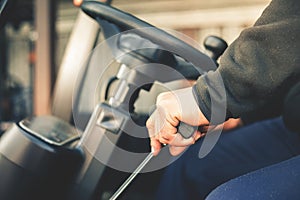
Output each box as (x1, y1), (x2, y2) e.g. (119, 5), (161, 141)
(81, 1), (217, 78)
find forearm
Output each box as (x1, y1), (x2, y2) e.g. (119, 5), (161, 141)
(193, 0), (300, 122)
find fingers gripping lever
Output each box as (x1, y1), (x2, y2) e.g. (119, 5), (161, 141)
(109, 122), (201, 200)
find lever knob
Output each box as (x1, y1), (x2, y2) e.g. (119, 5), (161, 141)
(204, 35), (228, 65)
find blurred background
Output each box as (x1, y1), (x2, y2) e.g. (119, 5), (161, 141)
(0, 0), (271, 134)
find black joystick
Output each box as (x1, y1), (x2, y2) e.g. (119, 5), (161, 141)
(204, 35), (228, 65)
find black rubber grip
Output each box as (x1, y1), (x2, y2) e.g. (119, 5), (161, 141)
(177, 122), (209, 139)
(177, 122), (198, 139)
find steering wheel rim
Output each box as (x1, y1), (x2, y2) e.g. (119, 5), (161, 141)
(81, 1), (216, 73)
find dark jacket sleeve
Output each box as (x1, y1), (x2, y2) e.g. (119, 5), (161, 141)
(193, 0), (300, 124)
(283, 81), (300, 133)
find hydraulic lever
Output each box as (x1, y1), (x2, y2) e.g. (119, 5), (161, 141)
(109, 151), (154, 200)
(109, 122), (207, 200)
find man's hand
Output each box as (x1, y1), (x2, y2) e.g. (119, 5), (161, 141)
(146, 87), (209, 156)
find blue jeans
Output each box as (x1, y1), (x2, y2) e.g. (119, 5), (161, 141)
(206, 154), (300, 200)
(155, 117), (300, 200)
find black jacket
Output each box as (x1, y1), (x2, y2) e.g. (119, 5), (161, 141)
(283, 81), (300, 132)
(193, 0), (300, 124)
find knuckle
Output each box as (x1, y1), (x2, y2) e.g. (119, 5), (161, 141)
(146, 119), (152, 128)
(157, 92), (167, 101)
(157, 92), (171, 104)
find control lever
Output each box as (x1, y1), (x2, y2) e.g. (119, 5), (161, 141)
(204, 35), (228, 65)
(109, 122), (207, 200)
(108, 36), (226, 200)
